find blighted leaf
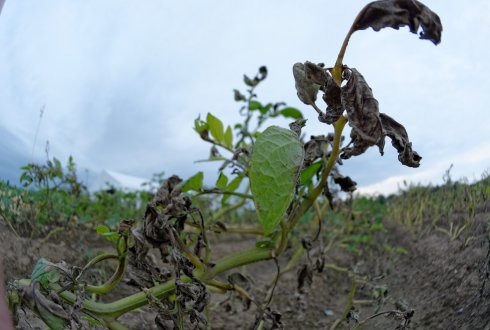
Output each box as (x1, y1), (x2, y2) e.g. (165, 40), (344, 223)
(297, 264), (313, 293)
(304, 135), (329, 167)
(249, 126), (304, 234)
(288, 118), (307, 137)
(379, 113), (422, 167)
(32, 286), (70, 330)
(293, 63), (321, 106)
(258, 66), (268, 80)
(228, 272), (252, 291)
(183, 172), (204, 192)
(224, 126), (233, 149)
(322, 74), (343, 124)
(352, 0), (442, 45)
(233, 89), (246, 102)
(206, 113), (224, 143)
(304, 61), (328, 85)
(339, 67), (385, 160)
(332, 173), (357, 192)
(342, 68), (384, 146)
(243, 74), (257, 87)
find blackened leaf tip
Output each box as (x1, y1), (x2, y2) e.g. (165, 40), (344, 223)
(353, 0), (442, 45)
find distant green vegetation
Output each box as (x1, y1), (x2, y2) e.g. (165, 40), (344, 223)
(0, 156), (152, 237)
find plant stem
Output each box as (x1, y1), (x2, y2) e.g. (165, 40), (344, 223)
(198, 189), (253, 200)
(330, 280), (357, 330)
(16, 246), (273, 319)
(288, 115), (347, 232)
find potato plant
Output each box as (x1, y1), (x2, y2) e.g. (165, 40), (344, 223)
(7, 1), (443, 329)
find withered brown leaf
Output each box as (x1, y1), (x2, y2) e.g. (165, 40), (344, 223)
(339, 67), (421, 167)
(293, 62), (321, 106)
(340, 67), (384, 158)
(352, 0), (442, 45)
(379, 113), (422, 167)
(322, 74), (343, 124)
(332, 172), (358, 192)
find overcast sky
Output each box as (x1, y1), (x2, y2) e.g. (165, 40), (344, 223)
(0, 0), (489, 194)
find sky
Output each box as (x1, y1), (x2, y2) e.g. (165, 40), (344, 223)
(0, 0), (489, 194)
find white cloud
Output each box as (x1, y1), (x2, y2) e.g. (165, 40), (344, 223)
(0, 0), (488, 194)
(358, 143), (490, 195)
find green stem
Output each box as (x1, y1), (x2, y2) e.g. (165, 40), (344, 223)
(288, 116), (347, 232)
(205, 246), (273, 279)
(332, 5), (366, 83)
(77, 253), (118, 281)
(212, 200), (246, 221)
(198, 189), (253, 200)
(84, 236), (129, 295)
(16, 246), (273, 319)
(40, 227), (64, 244)
(330, 280), (357, 330)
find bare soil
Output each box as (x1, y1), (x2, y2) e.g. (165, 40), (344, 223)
(1, 203), (489, 329)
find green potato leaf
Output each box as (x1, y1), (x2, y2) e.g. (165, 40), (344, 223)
(183, 172), (204, 192)
(216, 172), (229, 190)
(249, 126), (304, 234)
(206, 113), (224, 143)
(279, 107), (304, 119)
(224, 125), (233, 149)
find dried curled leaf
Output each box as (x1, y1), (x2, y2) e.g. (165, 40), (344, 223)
(380, 113), (422, 167)
(322, 74), (343, 124)
(338, 67), (421, 167)
(352, 0), (442, 45)
(143, 175), (192, 246)
(297, 264), (313, 293)
(293, 62), (321, 106)
(332, 172), (357, 192)
(340, 68), (384, 159)
(342, 68), (384, 146)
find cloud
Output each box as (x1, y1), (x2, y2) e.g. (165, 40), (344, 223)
(0, 0), (488, 194)
(0, 126), (30, 183)
(358, 143), (490, 195)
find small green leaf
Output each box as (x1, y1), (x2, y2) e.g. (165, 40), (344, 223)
(194, 116), (209, 134)
(216, 173), (229, 190)
(95, 225), (119, 243)
(260, 103), (272, 115)
(227, 175), (244, 192)
(279, 107), (304, 119)
(183, 172), (204, 192)
(224, 126), (233, 149)
(248, 100), (262, 111)
(222, 174), (244, 204)
(206, 113), (224, 142)
(250, 126), (304, 234)
(300, 161), (323, 185)
(96, 225), (110, 236)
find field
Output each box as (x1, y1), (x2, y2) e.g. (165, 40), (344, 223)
(1, 174), (489, 329)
